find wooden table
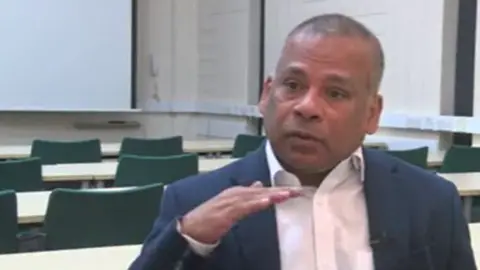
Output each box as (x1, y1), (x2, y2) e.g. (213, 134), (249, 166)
(439, 172), (480, 222)
(41, 158), (237, 187)
(0, 244), (141, 269)
(18, 171), (480, 225)
(0, 140), (235, 159)
(469, 223), (480, 265)
(1, 224), (480, 268)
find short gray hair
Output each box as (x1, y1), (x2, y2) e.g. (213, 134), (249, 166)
(286, 13), (384, 91)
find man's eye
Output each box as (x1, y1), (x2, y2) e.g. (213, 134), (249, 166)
(284, 80), (301, 91)
(327, 88), (348, 99)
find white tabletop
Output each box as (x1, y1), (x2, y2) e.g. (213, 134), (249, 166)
(469, 223), (480, 266)
(438, 172), (480, 197)
(0, 224), (479, 268)
(0, 139), (235, 159)
(42, 158), (238, 182)
(0, 245), (140, 269)
(18, 171), (480, 225)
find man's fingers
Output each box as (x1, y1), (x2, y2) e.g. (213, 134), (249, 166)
(268, 189), (301, 203)
(234, 188), (301, 218)
(237, 197), (272, 216)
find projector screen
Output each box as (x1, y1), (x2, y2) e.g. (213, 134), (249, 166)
(0, 0), (134, 111)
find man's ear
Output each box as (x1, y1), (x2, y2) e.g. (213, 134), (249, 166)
(366, 94), (383, 134)
(258, 76), (274, 116)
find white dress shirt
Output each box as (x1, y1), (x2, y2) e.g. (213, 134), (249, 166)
(178, 141), (374, 270)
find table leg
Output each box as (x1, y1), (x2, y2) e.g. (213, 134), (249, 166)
(96, 181), (105, 188)
(463, 196), (473, 223)
(81, 181), (90, 189)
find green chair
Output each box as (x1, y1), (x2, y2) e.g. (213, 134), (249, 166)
(385, 147), (429, 168)
(231, 134), (265, 158)
(30, 139), (102, 165)
(114, 154), (198, 187)
(0, 158), (43, 192)
(0, 190), (18, 254)
(119, 136), (184, 157)
(43, 183), (163, 250)
(438, 145), (480, 173)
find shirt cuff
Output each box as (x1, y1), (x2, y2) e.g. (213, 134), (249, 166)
(176, 219), (219, 257)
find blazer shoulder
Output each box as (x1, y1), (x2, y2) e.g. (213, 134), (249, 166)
(377, 151), (457, 199)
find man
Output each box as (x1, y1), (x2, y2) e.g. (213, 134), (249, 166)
(130, 14), (476, 270)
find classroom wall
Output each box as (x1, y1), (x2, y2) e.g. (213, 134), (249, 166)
(0, 0), (193, 145)
(471, 0), (480, 148)
(0, 0), (460, 151)
(263, 0), (459, 151)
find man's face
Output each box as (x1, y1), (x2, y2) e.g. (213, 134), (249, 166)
(259, 34), (383, 173)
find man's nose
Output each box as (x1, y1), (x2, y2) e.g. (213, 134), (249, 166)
(293, 89), (324, 121)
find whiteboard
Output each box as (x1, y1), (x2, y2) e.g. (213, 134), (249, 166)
(264, 0), (455, 116)
(0, 0), (133, 110)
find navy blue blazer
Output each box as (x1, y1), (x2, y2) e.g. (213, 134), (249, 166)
(129, 146), (476, 270)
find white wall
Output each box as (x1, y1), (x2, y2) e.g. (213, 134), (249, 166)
(190, 0), (261, 138)
(264, 0), (459, 150)
(0, 0), (460, 151)
(472, 0), (480, 147)
(0, 0), (198, 145)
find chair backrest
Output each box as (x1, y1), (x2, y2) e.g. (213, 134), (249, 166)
(232, 134), (265, 158)
(114, 154), (199, 187)
(0, 190), (18, 254)
(0, 158), (43, 192)
(385, 147), (429, 168)
(31, 139), (102, 165)
(439, 145), (480, 173)
(43, 183), (164, 250)
(119, 136), (183, 157)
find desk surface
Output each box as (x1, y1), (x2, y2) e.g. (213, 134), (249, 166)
(439, 172), (480, 196)
(0, 141), (445, 165)
(470, 223), (480, 266)
(0, 244), (140, 269)
(1, 224), (480, 268)
(0, 140), (235, 159)
(19, 171), (480, 224)
(42, 158), (237, 182)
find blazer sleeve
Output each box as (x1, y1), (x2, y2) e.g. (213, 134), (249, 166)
(447, 183), (477, 270)
(128, 185), (210, 270)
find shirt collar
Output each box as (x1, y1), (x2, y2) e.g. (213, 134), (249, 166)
(265, 140), (365, 186)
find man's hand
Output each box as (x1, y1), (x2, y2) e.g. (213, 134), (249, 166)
(179, 181), (301, 244)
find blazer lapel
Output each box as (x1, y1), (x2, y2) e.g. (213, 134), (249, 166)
(230, 145), (281, 270)
(363, 149), (410, 270)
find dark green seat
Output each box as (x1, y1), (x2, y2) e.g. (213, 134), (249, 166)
(119, 136), (184, 157)
(438, 145), (480, 173)
(114, 154), (198, 187)
(385, 147), (428, 168)
(438, 145), (480, 213)
(30, 139), (102, 165)
(43, 184), (163, 250)
(231, 134), (265, 158)
(0, 190), (18, 254)
(0, 158), (43, 192)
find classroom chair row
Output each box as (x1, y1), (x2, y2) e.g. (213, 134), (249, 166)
(20, 134), (266, 164)
(385, 145), (480, 172)
(0, 154), (201, 192)
(0, 184), (163, 254)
